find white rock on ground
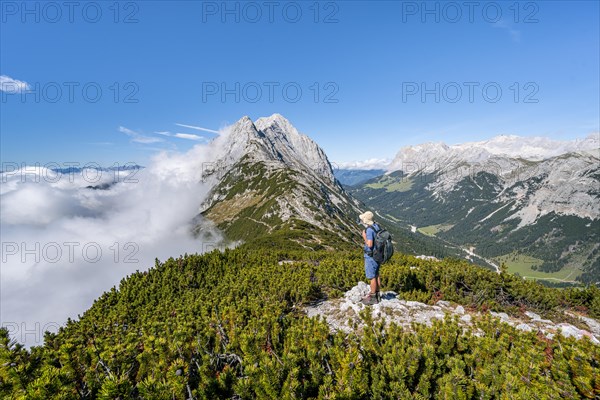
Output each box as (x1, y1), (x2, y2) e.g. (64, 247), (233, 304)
(304, 283), (600, 345)
(565, 311), (600, 338)
(516, 323), (533, 332)
(525, 311), (542, 320)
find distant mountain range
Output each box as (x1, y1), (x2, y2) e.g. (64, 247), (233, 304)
(50, 164), (144, 174)
(346, 133), (600, 284)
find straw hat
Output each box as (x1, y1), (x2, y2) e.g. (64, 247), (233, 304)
(359, 211), (374, 225)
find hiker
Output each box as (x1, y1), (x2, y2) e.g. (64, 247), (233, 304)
(359, 211), (381, 305)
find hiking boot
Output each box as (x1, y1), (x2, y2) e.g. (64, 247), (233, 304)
(361, 293), (379, 306)
(376, 291), (381, 303)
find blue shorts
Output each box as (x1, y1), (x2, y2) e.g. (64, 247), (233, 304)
(364, 254), (380, 279)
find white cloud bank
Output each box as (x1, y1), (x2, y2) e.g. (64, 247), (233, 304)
(0, 130), (237, 347)
(334, 158), (392, 170)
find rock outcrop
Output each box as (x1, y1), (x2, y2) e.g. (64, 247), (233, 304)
(305, 282), (600, 344)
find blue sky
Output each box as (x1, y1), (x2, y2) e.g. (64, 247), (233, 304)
(1, 0), (599, 167)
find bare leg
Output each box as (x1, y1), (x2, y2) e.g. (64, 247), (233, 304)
(370, 278), (378, 294)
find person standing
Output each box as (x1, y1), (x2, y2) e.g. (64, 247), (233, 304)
(359, 211), (381, 305)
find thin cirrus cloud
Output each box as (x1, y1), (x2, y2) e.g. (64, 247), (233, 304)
(174, 133), (205, 141)
(121, 123), (216, 145)
(119, 126), (164, 144)
(0, 75), (31, 93)
(493, 20), (521, 42)
(153, 131), (205, 141)
(175, 123), (220, 134)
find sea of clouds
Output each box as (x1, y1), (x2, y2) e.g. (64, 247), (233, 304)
(1, 127), (237, 347)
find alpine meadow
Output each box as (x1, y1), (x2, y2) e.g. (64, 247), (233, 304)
(1, 1), (599, 399)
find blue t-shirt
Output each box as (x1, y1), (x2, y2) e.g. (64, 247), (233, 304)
(363, 223), (380, 253)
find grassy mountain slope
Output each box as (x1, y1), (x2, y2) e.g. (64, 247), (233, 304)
(198, 156), (360, 251)
(350, 170), (600, 284)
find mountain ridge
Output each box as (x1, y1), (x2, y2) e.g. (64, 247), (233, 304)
(387, 133), (599, 171)
(196, 114), (361, 250)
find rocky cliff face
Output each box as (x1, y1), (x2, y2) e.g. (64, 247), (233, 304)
(197, 114), (361, 249)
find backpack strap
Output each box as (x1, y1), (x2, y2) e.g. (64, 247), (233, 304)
(364, 225), (376, 255)
(367, 224), (380, 234)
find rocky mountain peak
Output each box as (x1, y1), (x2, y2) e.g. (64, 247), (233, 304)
(198, 114), (360, 247)
(216, 114), (335, 183)
(254, 113), (295, 133)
